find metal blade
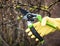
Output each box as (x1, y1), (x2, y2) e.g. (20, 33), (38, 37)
(19, 8), (29, 16)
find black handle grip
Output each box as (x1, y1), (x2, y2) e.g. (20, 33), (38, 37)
(30, 26), (44, 41)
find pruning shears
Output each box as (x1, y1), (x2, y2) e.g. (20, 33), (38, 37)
(15, 6), (57, 44)
(0, 0), (59, 44)
(0, 0), (59, 45)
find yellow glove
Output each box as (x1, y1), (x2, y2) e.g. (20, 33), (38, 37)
(25, 16), (60, 41)
(41, 16), (60, 29)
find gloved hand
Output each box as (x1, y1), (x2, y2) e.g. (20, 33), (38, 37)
(25, 16), (60, 41)
(41, 16), (60, 29)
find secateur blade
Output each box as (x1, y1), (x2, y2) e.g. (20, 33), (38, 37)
(19, 8), (29, 16)
(15, 6), (30, 19)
